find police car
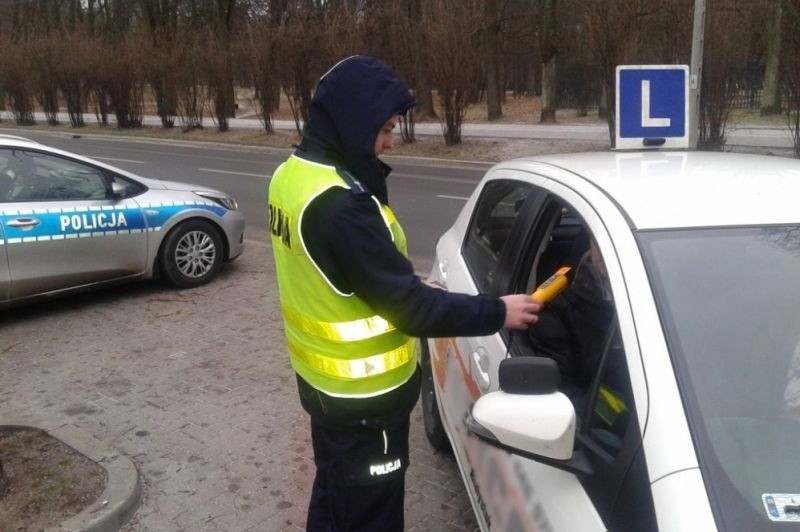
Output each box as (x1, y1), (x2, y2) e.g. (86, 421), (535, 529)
(421, 150), (800, 531)
(0, 135), (245, 307)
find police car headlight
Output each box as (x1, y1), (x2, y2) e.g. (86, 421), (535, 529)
(195, 191), (238, 211)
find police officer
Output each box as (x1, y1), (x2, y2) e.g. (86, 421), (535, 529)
(268, 55), (540, 531)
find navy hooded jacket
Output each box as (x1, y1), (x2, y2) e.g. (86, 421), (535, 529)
(291, 56), (505, 426)
(300, 55), (416, 204)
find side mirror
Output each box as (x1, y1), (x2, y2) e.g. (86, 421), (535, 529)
(111, 181), (125, 199)
(465, 357), (593, 476)
(469, 389), (575, 460)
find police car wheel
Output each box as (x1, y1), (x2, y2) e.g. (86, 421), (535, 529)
(159, 220), (224, 288)
(420, 339), (451, 453)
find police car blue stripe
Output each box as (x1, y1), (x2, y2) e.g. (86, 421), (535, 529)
(0, 202), (226, 244)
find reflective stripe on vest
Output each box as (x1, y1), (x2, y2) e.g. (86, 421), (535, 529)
(287, 336), (415, 380)
(282, 304), (396, 343)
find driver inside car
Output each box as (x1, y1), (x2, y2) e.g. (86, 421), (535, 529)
(526, 239), (624, 417)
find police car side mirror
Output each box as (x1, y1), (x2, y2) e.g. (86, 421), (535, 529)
(110, 181), (125, 199)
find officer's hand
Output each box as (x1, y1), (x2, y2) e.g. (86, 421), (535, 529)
(500, 294), (541, 330)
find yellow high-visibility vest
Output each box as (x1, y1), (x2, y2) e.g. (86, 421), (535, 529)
(268, 155), (417, 398)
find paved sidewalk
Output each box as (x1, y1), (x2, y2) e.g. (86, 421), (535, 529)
(0, 240), (478, 531)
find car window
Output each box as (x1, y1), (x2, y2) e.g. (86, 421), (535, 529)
(110, 173), (147, 197)
(462, 180), (532, 293)
(641, 227), (800, 530)
(0, 149), (109, 202)
(525, 206), (589, 293)
(511, 195), (657, 531)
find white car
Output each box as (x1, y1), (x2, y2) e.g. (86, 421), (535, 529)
(422, 151), (800, 531)
(0, 135), (245, 307)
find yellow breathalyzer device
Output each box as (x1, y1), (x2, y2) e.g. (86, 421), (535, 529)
(531, 266), (571, 303)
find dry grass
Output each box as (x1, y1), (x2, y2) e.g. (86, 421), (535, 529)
(0, 427), (106, 531)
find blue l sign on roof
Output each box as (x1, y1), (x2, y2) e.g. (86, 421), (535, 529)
(615, 65), (689, 150)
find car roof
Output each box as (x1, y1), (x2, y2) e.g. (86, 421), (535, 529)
(495, 151), (800, 230)
(0, 134), (40, 146)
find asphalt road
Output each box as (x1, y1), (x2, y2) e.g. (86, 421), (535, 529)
(10, 130), (488, 274)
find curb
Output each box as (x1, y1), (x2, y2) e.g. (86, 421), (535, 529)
(1, 419), (142, 532)
(0, 124), (498, 167)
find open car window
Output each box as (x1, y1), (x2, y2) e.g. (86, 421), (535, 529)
(511, 195), (657, 530)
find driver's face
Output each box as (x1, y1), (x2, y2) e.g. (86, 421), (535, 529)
(589, 240), (608, 281)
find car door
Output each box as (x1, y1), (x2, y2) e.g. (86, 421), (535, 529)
(431, 172), (598, 531)
(0, 148), (148, 301)
(491, 182), (656, 531)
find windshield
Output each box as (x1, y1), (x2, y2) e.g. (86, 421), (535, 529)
(640, 226), (800, 531)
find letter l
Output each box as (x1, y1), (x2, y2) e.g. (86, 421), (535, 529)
(641, 80), (671, 128)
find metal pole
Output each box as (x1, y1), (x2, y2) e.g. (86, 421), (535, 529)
(689, 0), (707, 149)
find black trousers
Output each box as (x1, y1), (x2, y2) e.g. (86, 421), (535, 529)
(306, 415), (410, 532)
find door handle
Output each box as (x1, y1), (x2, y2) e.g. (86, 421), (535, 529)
(470, 347), (491, 392)
(438, 258), (448, 281)
(7, 218), (41, 228)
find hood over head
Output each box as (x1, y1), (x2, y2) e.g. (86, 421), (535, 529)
(299, 55), (417, 203)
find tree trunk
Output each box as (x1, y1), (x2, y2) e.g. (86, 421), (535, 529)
(410, 0), (436, 120)
(539, 0), (558, 123)
(540, 56), (557, 123)
(414, 79), (436, 120)
(761, 0), (782, 115)
(598, 83), (608, 119)
(484, 0), (502, 120)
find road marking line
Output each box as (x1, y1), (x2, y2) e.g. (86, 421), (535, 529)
(199, 168), (266, 178)
(91, 156), (145, 164)
(392, 173), (478, 185)
(437, 194), (469, 201)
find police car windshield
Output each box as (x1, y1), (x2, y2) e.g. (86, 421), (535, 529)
(640, 226), (800, 530)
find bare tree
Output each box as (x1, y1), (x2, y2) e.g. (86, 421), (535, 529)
(276, 6), (328, 134)
(237, 0), (292, 134)
(205, 34), (235, 132)
(761, 0), (783, 114)
(175, 33), (207, 130)
(141, 0), (181, 127)
(424, 0), (483, 145)
(362, 2), (419, 141)
(0, 38), (35, 125)
(146, 43), (180, 128)
(58, 34), (91, 127)
(239, 23), (280, 133)
(406, 0), (436, 120)
(502, 0), (540, 99)
(782, 0), (800, 156)
(582, 0), (642, 145)
(30, 37), (61, 125)
(483, 0), (503, 120)
(85, 40), (112, 126)
(539, 0), (559, 123)
(209, 0), (238, 132)
(699, 0), (757, 150)
(104, 38), (146, 128)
